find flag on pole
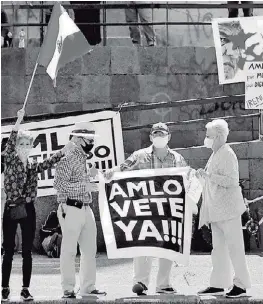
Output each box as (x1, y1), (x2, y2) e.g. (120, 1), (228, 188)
(37, 2), (92, 86)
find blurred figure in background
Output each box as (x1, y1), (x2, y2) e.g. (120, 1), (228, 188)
(228, 1), (253, 18)
(70, 1), (101, 46)
(125, 1), (155, 46)
(18, 29), (25, 48)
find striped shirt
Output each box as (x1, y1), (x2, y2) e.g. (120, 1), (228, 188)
(54, 147), (92, 204)
(120, 145), (187, 171)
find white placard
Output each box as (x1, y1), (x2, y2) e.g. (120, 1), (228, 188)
(245, 61), (263, 109)
(212, 16), (263, 84)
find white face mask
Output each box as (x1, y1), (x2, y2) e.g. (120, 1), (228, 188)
(16, 147), (31, 159)
(152, 136), (169, 149)
(204, 137), (214, 148)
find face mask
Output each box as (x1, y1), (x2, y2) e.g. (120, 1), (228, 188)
(16, 147), (31, 159)
(152, 136), (169, 149)
(81, 141), (94, 154)
(204, 137), (214, 149)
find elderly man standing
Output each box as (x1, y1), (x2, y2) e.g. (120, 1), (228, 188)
(196, 119), (251, 298)
(104, 122), (188, 295)
(54, 122), (106, 298)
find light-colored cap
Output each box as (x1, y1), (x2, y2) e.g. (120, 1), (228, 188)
(69, 121), (99, 138)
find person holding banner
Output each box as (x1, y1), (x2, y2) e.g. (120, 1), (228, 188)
(104, 122), (189, 295)
(54, 122), (106, 298)
(196, 119), (251, 298)
(1, 109), (70, 302)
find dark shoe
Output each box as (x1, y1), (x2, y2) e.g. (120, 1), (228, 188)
(156, 287), (177, 294)
(226, 285), (247, 298)
(20, 289), (34, 301)
(2, 288), (10, 301)
(132, 282), (148, 296)
(198, 287), (225, 296)
(62, 290), (76, 299)
(89, 289), (107, 296)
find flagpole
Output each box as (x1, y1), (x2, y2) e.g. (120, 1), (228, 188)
(22, 58), (39, 110)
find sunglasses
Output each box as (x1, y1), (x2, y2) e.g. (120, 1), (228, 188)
(82, 138), (95, 145)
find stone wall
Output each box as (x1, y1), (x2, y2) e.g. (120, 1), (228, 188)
(1, 46), (259, 153)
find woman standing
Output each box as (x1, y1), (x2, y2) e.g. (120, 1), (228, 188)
(196, 119), (251, 298)
(1, 109), (68, 301)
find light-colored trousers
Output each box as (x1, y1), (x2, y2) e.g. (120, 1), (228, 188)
(210, 216), (251, 290)
(133, 257), (173, 290)
(125, 2), (155, 45)
(57, 204), (97, 294)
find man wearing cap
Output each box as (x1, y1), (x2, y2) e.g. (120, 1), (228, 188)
(54, 122), (106, 298)
(104, 122), (188, 295)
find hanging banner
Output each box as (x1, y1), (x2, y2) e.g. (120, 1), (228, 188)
(245, 61), (263, 109)
(99, 167), (198, 265)
(212, 16), (263, 84)
(1, 111), (125, 196)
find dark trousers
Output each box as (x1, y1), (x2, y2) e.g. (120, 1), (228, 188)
(228, 1), (253, 17)
(2, 203), (36, 288)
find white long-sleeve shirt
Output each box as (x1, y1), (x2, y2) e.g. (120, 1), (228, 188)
(199, 144), (246, 228)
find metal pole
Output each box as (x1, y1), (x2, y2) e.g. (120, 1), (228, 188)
(40, 1), (44, 45)
(22, 59), (39, 110)
(259, 109), (263, 141)
(166, 2), (168, 46)
(102, 1), (107, 46)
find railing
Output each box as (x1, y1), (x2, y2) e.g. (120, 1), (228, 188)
(1, 2), (263, 46)
(1, 94), (262, 141)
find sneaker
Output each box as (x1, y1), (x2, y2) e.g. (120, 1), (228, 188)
(89, 290), (107, 296)
(62, 290), (76, 299)
(156, 287), (177, 294)
(198, 287), (225, 296)
(2, 287), (10, 302)
(226, 285), (247, 298)
(20, 288), (34, 301)
(132, 282), (148, 296)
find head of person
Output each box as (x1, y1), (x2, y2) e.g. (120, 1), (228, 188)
(150, 122), (171, 149)
(16, 130), (34, 159)
(204, 119), (229, 150)
(219, 21), (244, 80)
(69, 122), (97, 155)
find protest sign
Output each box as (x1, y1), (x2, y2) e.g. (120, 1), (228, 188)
(1, 111), (124, 196)
(99, 167), (196, 265)
(212, 16), (263, 84)
(245, 61), (263, 109)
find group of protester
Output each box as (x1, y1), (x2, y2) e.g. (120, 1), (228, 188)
(1, 107), (252, 301)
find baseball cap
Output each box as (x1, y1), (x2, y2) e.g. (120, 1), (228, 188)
(150, 122), (170, 135)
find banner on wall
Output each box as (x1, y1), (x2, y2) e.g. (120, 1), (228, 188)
(99, 167), (198, 265)
(245, 61), (263, 109)
(212, 16), (263, 84)
(1, 111), (125, 197)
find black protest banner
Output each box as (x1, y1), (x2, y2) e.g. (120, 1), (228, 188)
(105, 174), (186, 254)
